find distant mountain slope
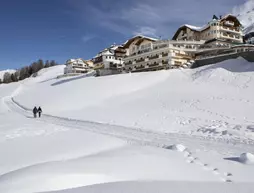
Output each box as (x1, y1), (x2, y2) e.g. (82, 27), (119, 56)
(233, 0), (254, 34)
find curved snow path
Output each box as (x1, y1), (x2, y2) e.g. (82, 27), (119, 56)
(3, 95), (254, 183)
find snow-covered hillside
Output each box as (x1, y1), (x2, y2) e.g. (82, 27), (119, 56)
(0, 69), (16, 81)
(14, 57), (254, 143)
(233, 0), (254, 34)
(1, 59), (254, 193)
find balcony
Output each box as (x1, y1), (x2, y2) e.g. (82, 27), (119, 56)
(224, 21), (234, 26)
(136, 58), (145, 63)
(221, 26), (240, 33)
(149, 54), (159, 60)
(135, 65), (145, 70)
(125, 61), (132, 65)
(162, 53), (168, 57)
(174, 53), (193, 60)
(162, 60), (169, 65)
(149, 62), (159, 67)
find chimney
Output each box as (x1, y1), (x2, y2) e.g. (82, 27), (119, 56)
(220, 15), (222, 19)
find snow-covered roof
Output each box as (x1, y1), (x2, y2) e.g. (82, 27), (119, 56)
(183, 24), (209, 32)
(123, 35), (158, 48)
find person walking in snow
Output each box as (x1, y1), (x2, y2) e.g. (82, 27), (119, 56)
(33, 106), (38, 118)
(38, 106), (42, 118)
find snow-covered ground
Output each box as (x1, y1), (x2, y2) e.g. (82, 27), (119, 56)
(15, 58), (254, 143)
(1, 59), (254, 193)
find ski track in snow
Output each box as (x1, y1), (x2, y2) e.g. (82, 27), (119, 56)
(3, 92), (254, 183)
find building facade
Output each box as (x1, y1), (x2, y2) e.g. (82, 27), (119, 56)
(123, 38), (204, 72)
(173, 15), (243, 44)
(93, 45), (126, 76)
(64, 59), (93, 74)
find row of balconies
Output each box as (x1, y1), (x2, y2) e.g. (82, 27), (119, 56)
(125, 61), (167, 72)
(124, 53), (169, 65)
(221, 26), (241, 33)
(222, 33), (241, 40)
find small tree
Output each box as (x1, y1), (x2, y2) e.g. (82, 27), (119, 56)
(37, 59), (44, 71)
(11, 73), (18, 82)
(19, 66), (30, 80)
(0, 78), (2, 84)
(15, 70), (20, 80)
(44, 60), (50, 68)
(50, 60), (57, 67)
(3, 72), (12, 83)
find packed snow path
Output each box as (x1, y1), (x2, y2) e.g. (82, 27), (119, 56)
(3, 95), (254, 183)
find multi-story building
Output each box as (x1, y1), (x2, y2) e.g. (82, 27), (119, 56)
(172, 14), (243, 45)
(64, 58), (93, 74)
(93, 45), (126, 76)
(123, 37), (204, 72)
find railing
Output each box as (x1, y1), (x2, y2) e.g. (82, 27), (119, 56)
(125, 61), (132, 65)
(224, 21), (234, 26)
(149, 62), (159, 67)
(162, 60), (169, 65)
(162, 53), (168, 57)
(221, 26), (240, 32)
(175, 53), (193, 59)
(149, 55), (159, 60)
(136, 58), (145, 63)
(135, 65), (145, 69)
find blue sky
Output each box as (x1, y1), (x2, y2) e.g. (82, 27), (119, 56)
(0, 0), (245, 70)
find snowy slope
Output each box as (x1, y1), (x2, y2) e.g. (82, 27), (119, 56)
(1, 59), (254, 193)
(44, 181), (254, 193)
(15, 57), (254, 143)
(233, 0), (254, 34)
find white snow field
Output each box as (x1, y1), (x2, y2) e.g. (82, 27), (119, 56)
(0, 58), (254, 193)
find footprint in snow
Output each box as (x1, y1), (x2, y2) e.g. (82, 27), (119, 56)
(224, 172), (233, 177)
(220, 178), (233, 183)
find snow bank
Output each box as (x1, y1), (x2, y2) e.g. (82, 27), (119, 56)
(26, 65), (65, 84)
(43, 181), (254, 193)
(239, 153), (254, 164)
(164, 144), (187, 152)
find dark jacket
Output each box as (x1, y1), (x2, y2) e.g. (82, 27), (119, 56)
(33, 107), (38, 114)
(38, 107), (42, 113)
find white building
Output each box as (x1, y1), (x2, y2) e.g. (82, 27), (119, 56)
(64, 58), (93, 74)
(93, 45), (126, 76)
(172, 14), (243, 44)
(123, 36), (204, 72)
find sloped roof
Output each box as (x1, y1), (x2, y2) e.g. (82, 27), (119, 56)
(172, 14), (242, 40)
(123, 35), (158, 48)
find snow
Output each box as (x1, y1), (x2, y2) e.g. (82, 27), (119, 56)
(183, 24), (209, 32)
(239, 153), (254, 164)
(14, 57), (254, 143)
(1, 59), (254, 192)
(164, 144), (187, 152)
(43, 181), (254, 193)
(233, 0), (254, 34)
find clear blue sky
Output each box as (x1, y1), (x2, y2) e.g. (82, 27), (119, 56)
(0, 0), (243, 70)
